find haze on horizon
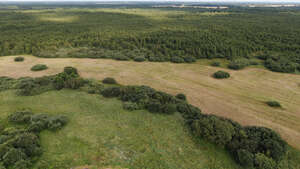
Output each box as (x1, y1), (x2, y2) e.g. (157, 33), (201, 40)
(0, 0), (300, 3)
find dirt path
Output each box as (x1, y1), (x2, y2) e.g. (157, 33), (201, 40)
(1, 55), (300, 148)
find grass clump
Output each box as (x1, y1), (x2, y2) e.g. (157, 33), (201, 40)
(14, 57), (24, 62)
(102, 77), (117, 84)
(213, 71), (230, 79)
(30, 64), (48, 71)
(266, 100), (282, 108)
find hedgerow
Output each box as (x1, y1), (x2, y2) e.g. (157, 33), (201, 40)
(98, 80), (287, 168)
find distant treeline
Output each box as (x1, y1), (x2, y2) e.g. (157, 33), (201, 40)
(0, 7), (300, 73)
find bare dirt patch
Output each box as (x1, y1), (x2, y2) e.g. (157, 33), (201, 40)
(1, 55), (300, 148)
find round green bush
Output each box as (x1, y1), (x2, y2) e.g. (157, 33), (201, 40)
(14, 57), (24, 62)
(211, 61), (220, 67)
(102, 77), (117, 84)
(134, 56), (146, 62)
(213, 71), (230, 79)
(30, 64), (48, 71)
(176, 93), (186, 101)
(192, 115), (235, 146)
(266, 101), (281, 108)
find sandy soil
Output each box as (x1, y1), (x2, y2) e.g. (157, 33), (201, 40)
(1, 55), (300, 148)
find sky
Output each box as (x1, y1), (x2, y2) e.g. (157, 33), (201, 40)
(0, 0), (300, 3)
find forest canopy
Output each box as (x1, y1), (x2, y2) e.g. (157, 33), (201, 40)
(0, 6), (300, 73)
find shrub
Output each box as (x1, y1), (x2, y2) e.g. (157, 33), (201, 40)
(13, 159), (31, 169)
(14, 57), (24, 62)
(266, 101), (281, 108)
(184, 56), (196, 63)
(176, 93), (186, 101)
(211, 61), (220, 67)
(171, 56), (185, 63)
(0, 144), (10, 159)
(265, 58), (297, 73)
(34, 76), (53, 86)
(239, 126), (287, 162)
(47, 115), (68, 130)
(30, 64), (48, 71)
(123, 102), (140, 111)
(102, 77), (117, 84)
(8, 111), (33, 123)
(53, 71), (84, 90)
(228, 59), (249, 70)
(176, 103), (202, 124)
(114, 55), (129, 61)
(236, 149), (254, 167)
(53, 73), (66, 90)
(213, 71), (230, 79)
(101, 87), (122, 97)
(145, 100), (162, 113)
(120, 86), (155, 103)
(2, 148), (27, 167)
(250, 60), (259, 65)
(162, 104), (177, 114)
(12, 133), (42, 157)
(192, 115), (235, 146)
(64, 66), (78, 75)
(254, 153), (277, 169)
(64, 77), (85, 89)
(134, 56), (146, 62)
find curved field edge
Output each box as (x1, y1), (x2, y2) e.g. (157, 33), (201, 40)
(0, 89), (241, 169)
(1, 55), (299, 149)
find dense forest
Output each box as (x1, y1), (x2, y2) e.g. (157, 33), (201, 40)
(0, 4), (300, 73)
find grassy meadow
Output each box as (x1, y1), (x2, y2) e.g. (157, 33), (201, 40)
(0, 89), (241, 169)
(0, 55), (300, 168)
(1, 55), (300, 150)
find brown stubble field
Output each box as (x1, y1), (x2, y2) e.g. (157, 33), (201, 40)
(1, 55), (300, 149)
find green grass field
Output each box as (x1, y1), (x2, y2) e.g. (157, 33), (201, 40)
(0, 89), (242, 169)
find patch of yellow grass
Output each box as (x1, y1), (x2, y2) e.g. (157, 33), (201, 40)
(39, 15), (79, 23)
(1, 55), (300, 149)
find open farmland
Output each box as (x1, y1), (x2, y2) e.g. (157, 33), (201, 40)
(1, 55), (300, 149)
